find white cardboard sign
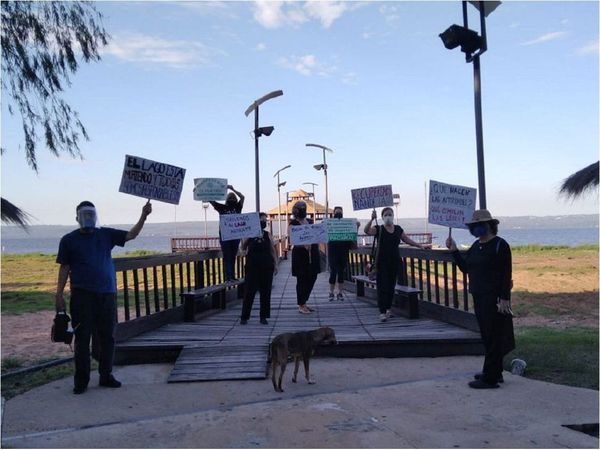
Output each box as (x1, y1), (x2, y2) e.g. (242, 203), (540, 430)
(428, 179), (477, 229)
(119, 155), (186, 205)
(290, 223), (328, 245)
(219, 212), (262, 241)
(351, 184), (394, 210)
(193, 178), (228, 202)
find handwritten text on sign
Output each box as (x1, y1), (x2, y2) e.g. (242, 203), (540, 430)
(219, 212), (262, 242)
(325, 218), (358, 242)
(193, 178), (228, 202)
(119, 155), (186, 205)
(351, 184), (393, 210)
(290, 223), (328, 246)
(428, 180), (477, 229)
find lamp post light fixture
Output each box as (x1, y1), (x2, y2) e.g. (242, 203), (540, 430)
(302, 182), (318, 220)
(245, 90), (284, 212)
(273, 164), (291, 245)
(393, 193), (400, 225)
(306, 143), (333, 220)
(439, 1), (500, 209)
(202, 202), (209, 241)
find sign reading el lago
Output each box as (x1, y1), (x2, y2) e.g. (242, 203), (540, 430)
(219, 213), (262, 242)
(119, 155), (186, 204)
(193, 178), (228, 202)
(351, 184), (393, 210)
(428, 179), (476, 229)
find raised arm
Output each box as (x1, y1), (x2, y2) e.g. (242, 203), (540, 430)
(228, 185), (245, 208)
(125, 201), (152, 242)
(363, 209), (378, 236)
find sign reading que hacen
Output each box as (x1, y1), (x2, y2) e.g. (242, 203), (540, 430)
(119, 155), (186, 205)
(428, 179), (476, 229)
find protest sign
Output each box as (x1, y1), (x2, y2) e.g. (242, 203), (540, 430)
(119, 155), (186, 205)
(193, 178), (228, 201)
(219, 212), (262, 242)
(351, 184), (393, 210)
(325, 218), (358, 242)
(428, 180), (476, 229)
(290, 223), (328, 246)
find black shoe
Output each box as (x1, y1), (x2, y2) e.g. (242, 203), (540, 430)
(240, 319), (248, 325)
(99, 375), (122, 388)
(260, 319), (268, 325)
(468, 379), (499, 389)
(474, 372), (504, 383)
(73, 385), (87, 395)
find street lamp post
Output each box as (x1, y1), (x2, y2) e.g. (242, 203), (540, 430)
(393, 193), (400, 225)
(273, 164), (291, 246)
(302, 182), (318, 220)
(202, 202), (209, 239)
(245, 90), (283, 212)
(439, 1), (500, 209)
(306, 143), (334, 220)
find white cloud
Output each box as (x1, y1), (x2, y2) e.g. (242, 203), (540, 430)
(256, 42), (267, 51)
(379, 4), (400, 22)
(576, 40), (599, 56)
(252, 1), (360, 29)
(102, 33), (224, 69)
(278, 54), (335, 77)
(520, 31), (568, 46)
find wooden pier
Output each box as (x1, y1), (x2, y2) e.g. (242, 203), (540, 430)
(115, 258), (483, 383)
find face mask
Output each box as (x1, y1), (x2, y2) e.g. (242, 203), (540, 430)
(471, 224), (488, 238)
(260, 220), (267, 229)
(383, 216), (394, 226)
(77, 207), (97, 231)
(334, 212), (343, 219)
(296, 209), (307, 219)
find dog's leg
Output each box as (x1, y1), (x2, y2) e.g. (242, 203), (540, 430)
(304, 355), (315, 384)
(292, 357), (300, 383)
(278, 361), (287, 392)
(271, 361), (279, 392)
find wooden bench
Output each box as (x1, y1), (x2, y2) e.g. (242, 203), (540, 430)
(181, 279), (245, 322)
(353, 275), (421, 319)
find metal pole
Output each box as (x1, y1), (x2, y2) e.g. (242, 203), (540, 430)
(473, 54), (487, 209)
(204, 207), (208, 238)
(323, 149), (329, 220)
(254, 107), (260, 212)
(277, 175), (282, 242)
(312, 186), (316, 220)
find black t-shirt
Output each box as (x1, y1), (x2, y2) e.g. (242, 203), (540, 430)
(210, 201), (242, 215)
(374, 224), (404, 267)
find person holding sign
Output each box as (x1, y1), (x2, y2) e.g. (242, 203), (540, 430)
(209, 185), (245, 281)
(55, 200), (152, 394)
(290, 201), (321, 314)
(239, 213), (278, 325)
(364, 207), (427, 322)
(446, 209), (515, 389)
(327, 206), (359, 301)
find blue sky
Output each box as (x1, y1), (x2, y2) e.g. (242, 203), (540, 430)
(1, 0), (598, 226)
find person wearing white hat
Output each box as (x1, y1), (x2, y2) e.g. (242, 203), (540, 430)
(446, 209), (515, 389)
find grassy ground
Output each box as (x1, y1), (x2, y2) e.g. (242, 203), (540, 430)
(1, 245), (598, 392)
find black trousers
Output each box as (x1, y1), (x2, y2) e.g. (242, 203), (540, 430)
(241, 266), (273, 321)
(70, 288), (116, 388)
(220, 239), (240, 280)
(376, 264), (397, 313)
(473, 292), (511, 383)
(295, 271), (318, 306)
(328, 261), (346, 284)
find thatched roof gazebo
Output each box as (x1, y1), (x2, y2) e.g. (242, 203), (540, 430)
(266, 189), (333, 223)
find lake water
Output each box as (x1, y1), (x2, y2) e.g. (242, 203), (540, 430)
(1, 215), (597, 255)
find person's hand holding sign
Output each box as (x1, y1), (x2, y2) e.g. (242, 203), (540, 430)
(142, 200), (152, 218)
(371, 209), (377, 221)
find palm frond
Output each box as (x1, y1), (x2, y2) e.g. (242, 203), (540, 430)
(560, 162), (599, 199)
(1, 198), (32, 229)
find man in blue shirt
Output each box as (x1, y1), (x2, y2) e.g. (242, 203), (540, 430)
(55, 200), (152, 394)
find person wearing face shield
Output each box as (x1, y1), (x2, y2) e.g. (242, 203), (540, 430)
(290, 201), (321, 314)
(209, 185), (245, 281)
(55, 200), (152, 394)
(446, 209), (515, 389)
(239, 213), (278, 325)
(364, 207), (427, 322)
(327, 206), (359, 301)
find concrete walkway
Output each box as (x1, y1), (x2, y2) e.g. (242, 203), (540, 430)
(2, 354), (598, 448)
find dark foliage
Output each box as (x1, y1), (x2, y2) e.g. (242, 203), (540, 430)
(1, 198), (32, 228)
(1, 1), (108, 171)
(560, 162), (599, 199)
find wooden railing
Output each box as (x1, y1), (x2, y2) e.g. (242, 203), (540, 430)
(171, 237), (221, 252)
(347, 247), (471, 312)
(356, 232), (433, 247)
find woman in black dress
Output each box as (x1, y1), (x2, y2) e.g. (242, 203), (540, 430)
(364, 207), (426, 322)
(290, 201), (321, 314)
(446, 209), (515, 389)
(240, 213), (278, 325)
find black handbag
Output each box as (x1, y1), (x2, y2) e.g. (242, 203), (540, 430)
(365, 224), (382, 281)
(51, 312), (74, 345)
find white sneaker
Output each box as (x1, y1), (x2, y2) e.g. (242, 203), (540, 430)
(379, 313), (387, 322)
(386, 310), (394, 319)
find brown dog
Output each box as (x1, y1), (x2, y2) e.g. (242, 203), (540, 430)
(270, 327), (337, 392)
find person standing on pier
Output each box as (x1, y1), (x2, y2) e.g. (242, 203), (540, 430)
(239, 212), (278, 325)
(446, 209), (515, 389)
(290, 201), (321, 314)
(364, 207), (427, 322)
(55, 200), (152, 395)
(327, 206), (359, 301)
(209, 185), (245, 281)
